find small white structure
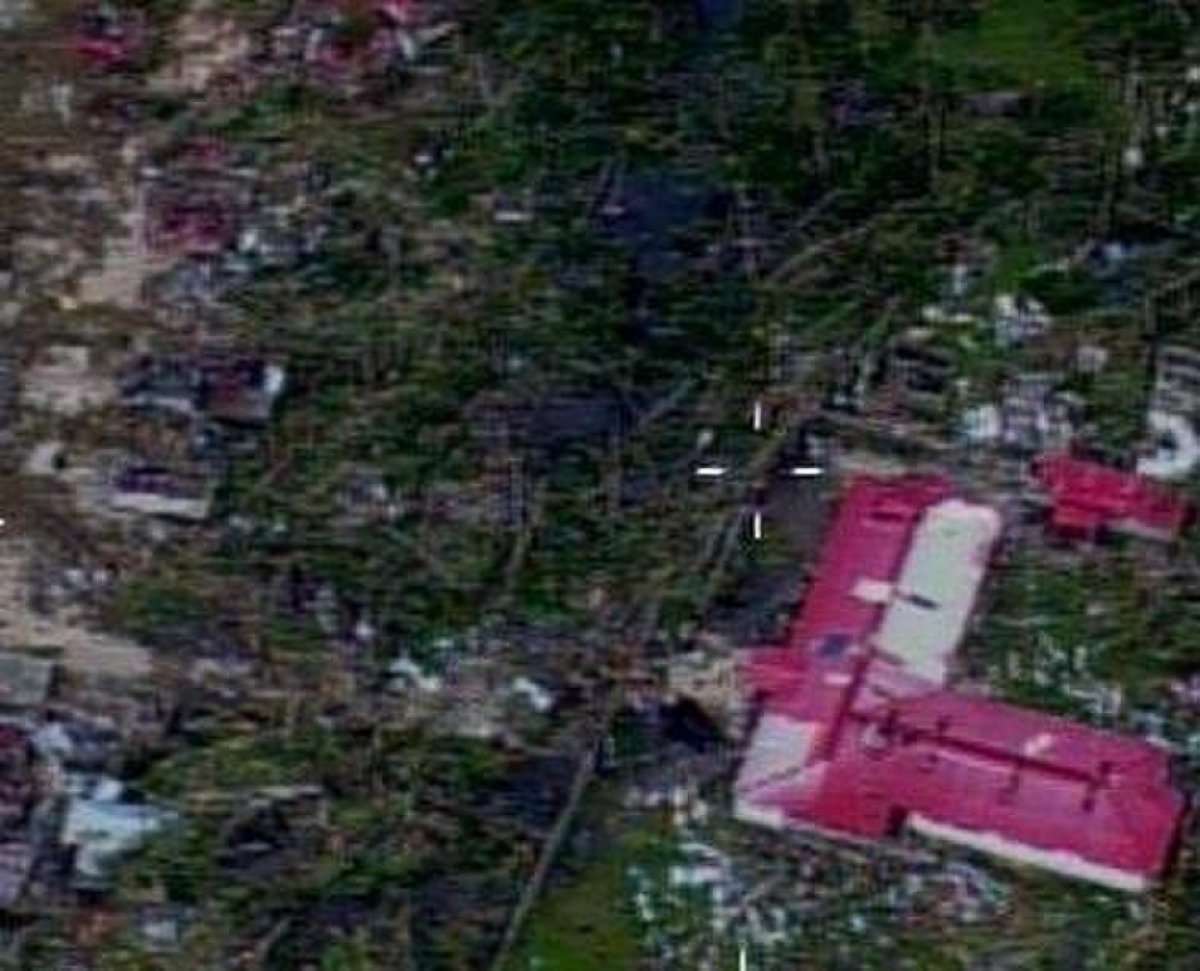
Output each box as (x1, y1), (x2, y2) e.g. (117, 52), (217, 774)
(509, 676), (554, 713)
(992, 294), (1051, 348)
(1137, 410), (1200, 481)
(960, 404), (1002, 445)
(387, 656), (443, 694)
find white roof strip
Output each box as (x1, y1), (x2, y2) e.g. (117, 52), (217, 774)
(907, 814), (1149, 892)
(735, 715), (818, 796)
(872, 499), (1001, 684)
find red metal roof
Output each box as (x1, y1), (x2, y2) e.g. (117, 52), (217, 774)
(740, 650), (1183, 885)
(738, 473), (1187, 889)
(1033, 453), (1192, 542)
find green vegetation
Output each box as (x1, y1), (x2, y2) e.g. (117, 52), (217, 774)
(10, 0), (1196, 967)
(508, 827), (659, 971)
(934, 0), (1090, 90)
(973, 547), (1200, 719)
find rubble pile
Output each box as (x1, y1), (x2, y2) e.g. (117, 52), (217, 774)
(620, 795), (1015, 970)
(262, 0), (455, 94)
(70, 3), (147, 72)
(0, 696), (175, 910)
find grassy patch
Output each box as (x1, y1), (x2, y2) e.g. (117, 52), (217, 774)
(934, 0), (1091, 91)
(972, 547), (1198, 721)
(508, 824), (666, 971)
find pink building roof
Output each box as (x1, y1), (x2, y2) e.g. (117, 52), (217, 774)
(739, 650), (1182, 889)
(736, 473), (1187, 890)
(1032, 453), (1192, 542)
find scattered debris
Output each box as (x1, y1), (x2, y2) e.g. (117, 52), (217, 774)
(991, 293), (1051, 348)
(0, 841), (34, 907)
(0, 652), (57, 709)
(0, 0), (30, 31)
(71, 3), (148, 71)
(61, 778), (177, 887)
(134, 904), (195, 954)
(23, 440), (66, 478)
(21, 345), (114, 417)
(509, 676), (554, 713)
(998, 374), (1077, 453)
(885, 331), (955, 406)
(149, 0), (251, 96)
(1074, 342), (1109, 375)
(1137, 410), (1200, 481)
(1148, 344), (1200, 417)
(666, 649), (741, 733)
(387, 655), (443, 694)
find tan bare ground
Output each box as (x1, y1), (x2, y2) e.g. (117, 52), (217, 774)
(43, 153), (92, 176)
(75, 183), (168, 310)
(149, 0), (252, 96)
(20, 345), (114, 417)
(0, 538), (152, 680)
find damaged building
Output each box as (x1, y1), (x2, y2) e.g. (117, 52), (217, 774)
(61, 778), (177, 889)
(1032, 452), (1193, 543)
(107, 462), (215, 522)
(118, 351), (285, 426)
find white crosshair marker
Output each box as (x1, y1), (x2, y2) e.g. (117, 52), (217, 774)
(739, 944), (748, 971)
(693, 398), (824, 540)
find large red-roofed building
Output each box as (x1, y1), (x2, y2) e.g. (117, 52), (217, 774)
(735, 472), (1186, 891)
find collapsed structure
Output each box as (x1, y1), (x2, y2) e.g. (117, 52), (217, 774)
(71, 3), (146, 70)
(735, 467), (1188, 892)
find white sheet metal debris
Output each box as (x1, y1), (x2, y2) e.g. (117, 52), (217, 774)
(61, 779), (177, 884)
